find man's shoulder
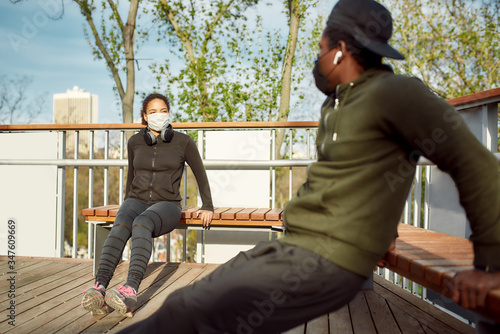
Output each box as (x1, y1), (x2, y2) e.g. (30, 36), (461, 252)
(372, 69), (423, 88)
(369, 70), (431, 99)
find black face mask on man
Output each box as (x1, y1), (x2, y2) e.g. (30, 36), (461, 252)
(312, 50), (342, 96)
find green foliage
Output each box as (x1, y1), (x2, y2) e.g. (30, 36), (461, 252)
(145, 0), (321, 123)
(384, 0), (500, 99)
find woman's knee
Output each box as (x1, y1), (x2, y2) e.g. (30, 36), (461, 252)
(131, 215), (155, 237)
(144, 204), (181, 236)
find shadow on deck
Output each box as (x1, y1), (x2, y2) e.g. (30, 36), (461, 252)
(0, 257), (473, 333)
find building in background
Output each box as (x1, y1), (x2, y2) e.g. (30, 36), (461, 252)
(53, 86), (98, 155)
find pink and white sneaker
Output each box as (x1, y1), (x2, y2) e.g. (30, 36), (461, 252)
(105, 284), (137, 316)
(82, 282), (113, 315)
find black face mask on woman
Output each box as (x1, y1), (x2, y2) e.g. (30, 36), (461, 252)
(312, 53), (336, 96)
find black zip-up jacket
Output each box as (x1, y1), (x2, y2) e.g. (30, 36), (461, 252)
(125, 128), (214, 211)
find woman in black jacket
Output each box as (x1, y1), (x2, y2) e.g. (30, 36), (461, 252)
(81, 93), (214, 316)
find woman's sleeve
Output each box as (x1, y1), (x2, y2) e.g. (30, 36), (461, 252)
(124, 139), (134, 200)
(185, 137), (214, 212)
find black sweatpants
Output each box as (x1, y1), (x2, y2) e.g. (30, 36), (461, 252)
(95, 198), (182, 292)
(118, 240), (366, 334)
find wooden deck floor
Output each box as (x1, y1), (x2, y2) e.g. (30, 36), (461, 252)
(0, 257), (474, 334)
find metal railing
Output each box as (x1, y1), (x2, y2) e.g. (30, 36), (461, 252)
(0, 121), (318, 260)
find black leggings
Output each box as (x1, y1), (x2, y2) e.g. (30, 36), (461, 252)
(95, 198), (182, 291)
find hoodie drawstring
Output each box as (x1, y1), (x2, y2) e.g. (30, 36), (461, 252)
(332, 82), (354, 142)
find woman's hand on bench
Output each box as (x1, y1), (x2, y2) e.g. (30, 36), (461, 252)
(452, 269), (500, 310)
(196, 210), (214, 230)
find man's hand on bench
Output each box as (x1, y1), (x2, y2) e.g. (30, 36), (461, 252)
(452, 269), (500, 310)
(377, 238), (396, 269)
(195, 210), (214, 230)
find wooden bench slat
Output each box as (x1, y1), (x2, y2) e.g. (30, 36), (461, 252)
(221, 208), (245, 220)
(411, 259), (474, 278)
(424, 265), (474, 287)
(181, 206), (199, 219)
(95, 205), (120, 217)
(85, 216), (116, 223)
(250, 208), (272, 220)
(182, 220), (280, 228)
(213, 207), (231, 220)
(81, 207), (96, 216)
(235, 208), (259, 220)
(109, 207), (119, 217)
(400, 254), (474, 274)
(82, 205), (117, 216)
(265, 208), (283, 221)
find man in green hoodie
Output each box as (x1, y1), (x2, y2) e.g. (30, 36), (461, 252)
(118, 0), (500, 333)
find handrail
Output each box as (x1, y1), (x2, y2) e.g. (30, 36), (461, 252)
(447, 87), (500, 107)
(1, 155), (498, 167)
(0, 158), (317, 167)
(0, 121), (319, 131)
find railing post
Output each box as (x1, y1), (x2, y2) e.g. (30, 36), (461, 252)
(119, 130), (125, 205)
(271, 129), (276, 209)
(56, 131), (66, 257)
(196, 130), (205, 263)
(413, 166), (422, 228)
(306, 129), (311, 159)
(88, 130), (95, 259)
(72, 131), (79, 258)
(104, 130), (109, 205)
(289, 129), (293, 200)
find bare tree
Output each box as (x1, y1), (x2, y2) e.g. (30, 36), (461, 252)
(0, 75), (47, 124)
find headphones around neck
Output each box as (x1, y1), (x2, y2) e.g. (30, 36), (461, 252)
(143, 124), (174, 145)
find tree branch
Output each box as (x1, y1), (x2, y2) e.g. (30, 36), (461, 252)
(199, 0), (235, 59)
(74, 0), (126, 99)
(160, 1), (196, 63)
(107, 0), (124, 29)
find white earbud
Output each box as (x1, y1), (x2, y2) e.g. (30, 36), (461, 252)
(333, 51), (342, 65)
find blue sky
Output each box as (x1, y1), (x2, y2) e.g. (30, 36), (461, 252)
(1, 0), (166, 123)
(0, 0), (332, 124)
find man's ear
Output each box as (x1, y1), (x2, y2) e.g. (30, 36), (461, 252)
(338, 41), (348, 60)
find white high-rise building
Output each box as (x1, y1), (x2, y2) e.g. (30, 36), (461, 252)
(53, 86), (98, 154)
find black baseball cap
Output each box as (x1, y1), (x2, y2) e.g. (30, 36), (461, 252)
(327, 0), (405, 60)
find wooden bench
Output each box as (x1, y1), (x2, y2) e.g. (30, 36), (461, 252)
(385, 223), (500, 325)
(82, 205), (284, 275)
(83, 207), (499, 326)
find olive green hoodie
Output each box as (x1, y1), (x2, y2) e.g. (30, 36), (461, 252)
(281, 66), (500, 278)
